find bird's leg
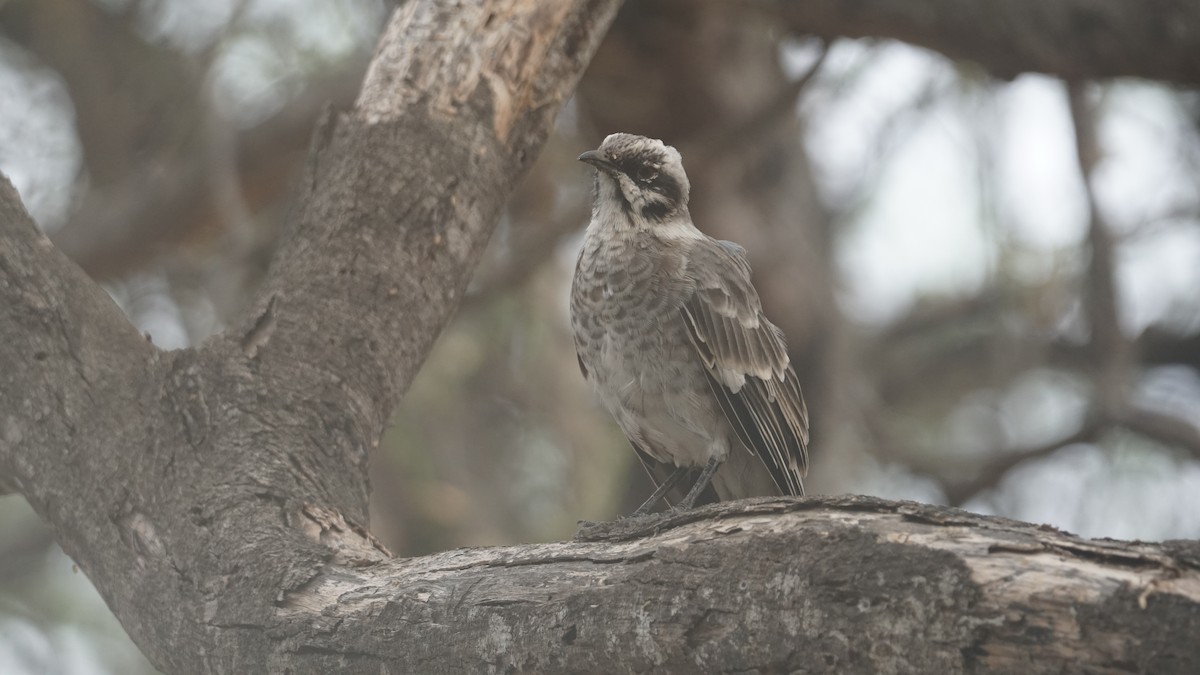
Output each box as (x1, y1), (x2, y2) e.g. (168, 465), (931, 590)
(676, 455), (721, 510)
(631, 466), (687, 517)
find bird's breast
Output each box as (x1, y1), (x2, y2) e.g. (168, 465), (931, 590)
(572, 235), (698, 393)
(572, 233), (683, 318)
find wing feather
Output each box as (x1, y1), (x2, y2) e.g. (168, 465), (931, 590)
(679, 238), (809, 496)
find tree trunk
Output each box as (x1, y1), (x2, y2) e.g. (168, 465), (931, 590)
(1, 0), (1199, 673)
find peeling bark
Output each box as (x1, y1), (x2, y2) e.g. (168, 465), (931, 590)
(272, 495), (1200, 673)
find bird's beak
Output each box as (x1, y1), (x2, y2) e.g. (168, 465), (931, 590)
(578, 150), (618, 173)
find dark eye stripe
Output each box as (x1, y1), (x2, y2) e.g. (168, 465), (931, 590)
(654, 175), (682, 205)
(617, 158), (677, 193)
(611, 151), (684, 219)
(615, 157), (647, 178)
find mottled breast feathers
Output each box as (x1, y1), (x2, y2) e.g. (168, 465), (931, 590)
(679, 238), (810, 495)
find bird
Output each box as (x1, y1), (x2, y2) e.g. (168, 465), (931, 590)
(570, 132), (809, 515)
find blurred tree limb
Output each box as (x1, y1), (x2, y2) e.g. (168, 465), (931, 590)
(875, 82), (1200, 503)
(768, 0), (1200, 85)
(3, 1), (1200, 673)
(0, 0), (365, 282)
(1, 0), (1194, 294)
(912, 405), (1200, 507)
(1068, 81), (1133, 416)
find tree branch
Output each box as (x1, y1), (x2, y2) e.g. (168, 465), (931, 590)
(1068, 81), (1135, 417)
(936, 422), (1103, 506)
(906, 402), (1200, 506)
(0, 176), (154, 497)
(202, 497), (1200, 672)
(768, 0), (1200, 85)
(48, 64), (365, 281)
(1, 0), (367, 281)
(1115, 405), (1200, 460)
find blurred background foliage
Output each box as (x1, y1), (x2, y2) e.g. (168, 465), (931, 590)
(2, 0), (1199, 671)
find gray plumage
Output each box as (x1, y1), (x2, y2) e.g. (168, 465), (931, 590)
(571, 133), (809, 513)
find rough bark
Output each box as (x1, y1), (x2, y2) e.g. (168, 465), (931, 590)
(259, 494), (1200, 674)
(3, 0), (1200, 674)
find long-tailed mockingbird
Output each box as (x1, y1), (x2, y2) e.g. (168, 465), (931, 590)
(571, 133), (809, 515)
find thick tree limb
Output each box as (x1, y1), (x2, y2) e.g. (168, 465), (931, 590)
(263, 495), (1200, 673)
(769, 0), (1200, 85)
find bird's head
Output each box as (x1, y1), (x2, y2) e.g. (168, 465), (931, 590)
(579, 133), (691, 225)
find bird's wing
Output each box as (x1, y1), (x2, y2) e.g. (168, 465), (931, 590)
(678, 238), (809, 495)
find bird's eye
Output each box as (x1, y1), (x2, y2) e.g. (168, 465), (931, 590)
(635, 166), (658, 184)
